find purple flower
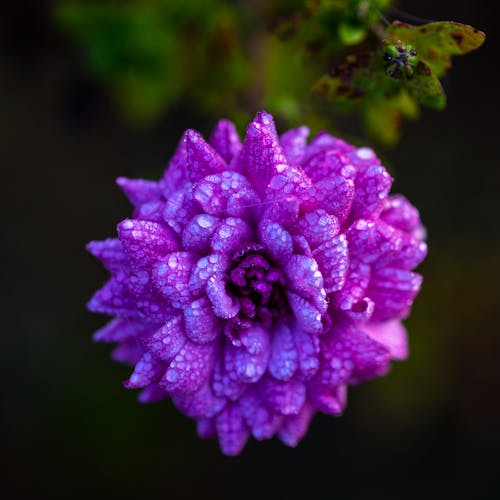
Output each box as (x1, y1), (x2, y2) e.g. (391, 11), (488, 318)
(87, 111), (427, 455)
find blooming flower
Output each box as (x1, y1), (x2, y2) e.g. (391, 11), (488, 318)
(87, 111), (427, 455)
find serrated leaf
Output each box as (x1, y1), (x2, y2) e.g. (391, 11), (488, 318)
(386, 21), (485, 77)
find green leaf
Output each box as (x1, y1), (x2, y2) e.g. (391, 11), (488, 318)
(363, 90), (419, 147)
(313, 52), (377, 103)
(386, 21), (485, 77)
(409, 62), (446, 110)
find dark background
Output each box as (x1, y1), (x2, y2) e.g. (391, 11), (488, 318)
(2, 1), (499, 498)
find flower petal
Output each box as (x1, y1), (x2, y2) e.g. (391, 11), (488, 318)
(183, 297), (222, 344)
(297, 209), (339, 248)
(294, 326), (320, 378)
(159, 131), (188, 196)
(87, 274), (139, 319)
(285, 255), (327, 313)
(212, 358), (246, 401)
(211, 217), (253, 254)
(189, 253), (231, 298)
(380, 194), (425, 238)
(269, 323), (298, 381)
(86, 238), (128, 273)
(258, 219), (293, 265)
(363, 320), (409, 361)
(206, 272), (240, 319)
(309, 385), (347, 415)
(152, 251), (198, 308)
(181, 214), (220, 253)
(278, 403), (314, 447)
(138, 383), (168, 403)
(162, 187), (199, 234)
(315, 324), (390, 387)
(287, 292), (323, 335)
(117, 219), (179, 267)
(124, 352), (165, 389)
(173, 382), (225, 419)
(209, 119), (242, 165)
(93, 318), (155, 343)
(161, 341), (216, 395)
(239, 111), (288, 197)
(216, 403), (249, 456)
(280, 126), (309, 165)
(224, 326), (270, 383)
(193, 171), (261, 218)
(261, 377), (306, 416)
(368, 268), (423, 321)
(185, 129), (227, 182)
(349, 162), (392, 221)
(312, 234), (349, 293)
(116, 177), (160, 208)
(142, 315), (187, 362)
(303, 131), (355, 163)
(239, 388), (282, 440)
(111, 338), (143, 365)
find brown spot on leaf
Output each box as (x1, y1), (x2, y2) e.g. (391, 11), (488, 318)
(452, 31), (464, 46)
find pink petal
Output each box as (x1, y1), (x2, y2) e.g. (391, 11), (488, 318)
(142, 315), (186, 362)
(268, 323), (298, 381)
(239, 389), (282, 440)
(173, 382), (225, 419)
(239, 111), (288, 197)
(279, 126), (309, 165)
(152, 251), (198, 308)
(183, 296), (222, 344)
(368, 268), (423, 321)
(285, 255), (327, 313)
(209, 119), (242, 165)
(116, 177), (160, 208)
(312, 234), (349, 293)
(93, 318), (155, 343)
(117, 219), (179, 267)
(86, 238), (128, 273)
(193, 171), (261, 219)
(258, 219), (293, 265)
(189, 253), (231, 298)
(161, 341), (216, 395)
(185, 129), (227, 182)
(224, 326), (270, 383)
(181, 214), (220, 253)
(297, 209), (340, 248)
(287, 292), (323, 335)
(124, 352), (165, 389)
(363, 320), (409, 361)
(294, 326), (320, 378)
(278, 403), (314, 447)
(211, 217), (253, 254)
(216, 403), (250, 456)
(262, 377), (306, 416)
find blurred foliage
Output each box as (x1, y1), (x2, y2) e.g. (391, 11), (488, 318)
(55, 0), (484, 147)
(273, 0), (392, 52)
(55, 0), (249, 124)
(280, 2), (485, 146)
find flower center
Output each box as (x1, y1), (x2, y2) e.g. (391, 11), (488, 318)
(223, 243), (288, 339)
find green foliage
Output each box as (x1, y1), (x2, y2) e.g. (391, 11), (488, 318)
(54, 0), (485, 148)
(55, 0), (249, 124)
(314, 20), (484, 146)
(273, 0), (392, 54)
(386, 21), (486, 77)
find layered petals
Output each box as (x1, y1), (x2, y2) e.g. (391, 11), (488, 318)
(87, 112), (426, 455)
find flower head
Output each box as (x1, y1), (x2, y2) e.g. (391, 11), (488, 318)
(88, 111), (426, 455)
